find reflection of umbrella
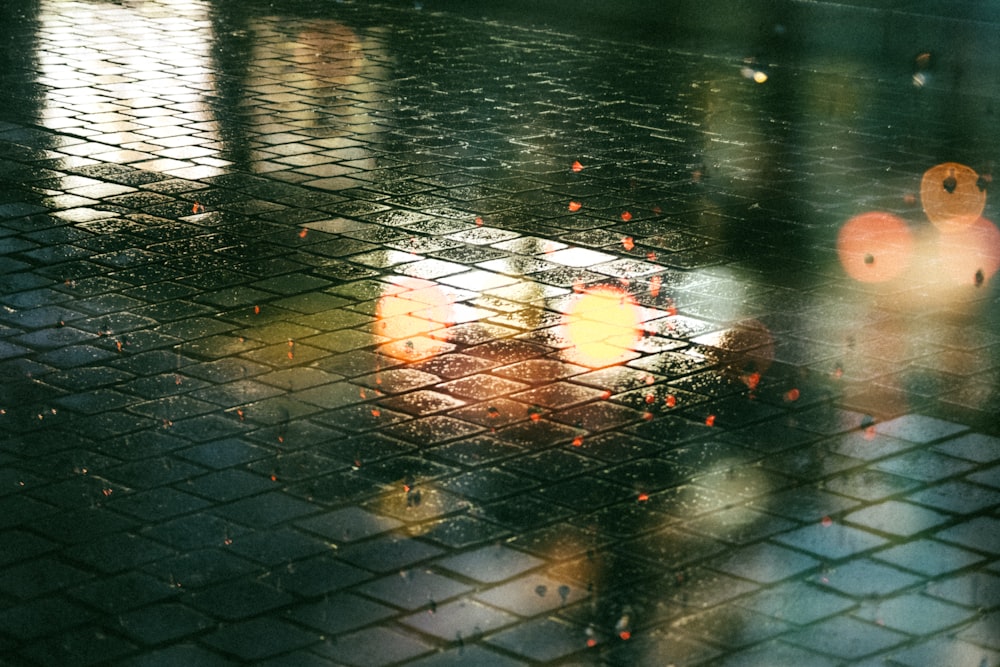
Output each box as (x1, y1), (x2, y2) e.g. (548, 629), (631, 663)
(561, 285), (642, 367)
(921, 162), (986, 233)
(936, 217), (1000, 287)
(837, 212), (914, 282)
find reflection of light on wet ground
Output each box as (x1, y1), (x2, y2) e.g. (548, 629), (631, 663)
(837, 212), (913, 282)
(375, 277), (456, 361)
(694, 319), (774, 383)
(561, 285), (642, 368)
(37, 0), (223, 179)
(921, 162), (986, 233)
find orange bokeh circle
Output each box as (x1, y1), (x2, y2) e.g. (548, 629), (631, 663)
(837, 212), (914, 282)
(920, 162), (986, 233)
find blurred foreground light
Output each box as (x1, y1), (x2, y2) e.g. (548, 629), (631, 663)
(921, 162), (986, 233)
(837, 212), (914, 282)
(562, 285), (642, 367)
(936, 216), (1000, 287)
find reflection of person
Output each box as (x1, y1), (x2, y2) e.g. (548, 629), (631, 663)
(0, 0), (40, 126)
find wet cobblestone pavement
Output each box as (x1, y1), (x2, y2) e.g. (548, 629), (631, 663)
(1, 0), (999, 664)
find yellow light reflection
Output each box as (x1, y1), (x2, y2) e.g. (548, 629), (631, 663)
(561, 285), (642, 368)
(375, 277), (455, 361)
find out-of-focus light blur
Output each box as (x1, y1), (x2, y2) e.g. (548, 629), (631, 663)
(921, 162), (987, 233)
(561, 285), (643, 368)
(837, 212), (914, 282)
(936, 216), (1000, 287)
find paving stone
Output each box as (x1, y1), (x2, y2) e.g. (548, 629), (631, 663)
(359, 568), (473, 611)
(287, 593), (397, 635)
(710, 542), (820, 584)
(435, 544), (543, 583)
(772, 522), (888, 561)
(886, 637), (1000, 667)
(735, 581), (855, 625)
(337, 534), (446, 573)
(675, 606), (796, 648)
(406, 645), (529, 666)
(313, 626), (434, 666)
(474, 572), (588, 617)
(932, 432), (1000, 463)
(117, 602), (215, 645)
(933, 516), (1000, 554)
(19, 624), (138, 666)
(220, 524), (332, 566)
(717, 640), (841, 667)
(843, 499), (952, 537)
(1, 1), (1000, 664)
(784, 615), (909, 660)
(202, 617), (318, 661)
(143, 548), (262, 590)
(187, 578), (295, 622)
(854, 592), (974, 635)
(874, 414), (968, 443)
(296, 506), (403, 544)
(0, 596), (96, 641)
(818, 558), (923, 597)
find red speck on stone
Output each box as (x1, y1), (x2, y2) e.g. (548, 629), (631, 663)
(784, 388), (801, 402)
(665, 395), (676, 407)
(622, 236), (635, 251)
(645, 394), (656, 404)
(705, 414), (716, 427)
(568, 201), (582, 212)
(601, 390), (612, 400)
(572, 160), (584, 172)
(637, 492), (649, 502)
(643, 411), (654, 421)
(572, 435), (583, 446)
(620, 211), (632, 222)
(298, 228), (308, 238)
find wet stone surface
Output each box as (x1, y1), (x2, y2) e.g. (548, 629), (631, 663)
(0, 0), (999, 664)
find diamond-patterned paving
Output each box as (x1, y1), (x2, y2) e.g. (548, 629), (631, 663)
(1, 0), (999, 664)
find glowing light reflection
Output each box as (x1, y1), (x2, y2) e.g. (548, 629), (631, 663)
(561, 285), (642, 368)
(375, 277), (455, 361)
